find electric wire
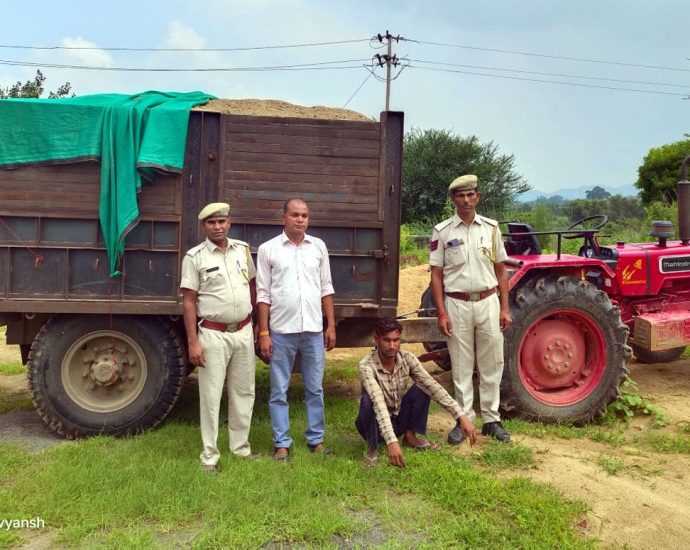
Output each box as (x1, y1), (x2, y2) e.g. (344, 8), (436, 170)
(0, 38), (370, 52)
(410, 64), (689, 97)
(0, 58), (369, 72)
(406, 38), (690, 73)
(412, 59), (690, 89)
(343, 69), (375, 107)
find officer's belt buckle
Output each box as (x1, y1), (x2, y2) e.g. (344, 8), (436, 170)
(469, 292), (481, 302)
(225, 322), (239, 332)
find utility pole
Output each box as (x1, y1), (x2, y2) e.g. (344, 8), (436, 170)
(375, 31), (401, 111)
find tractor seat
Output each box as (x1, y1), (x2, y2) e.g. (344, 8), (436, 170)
(505, 222), (541, 255)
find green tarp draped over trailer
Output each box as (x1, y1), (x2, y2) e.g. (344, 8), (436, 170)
(0, 91), (216, 276)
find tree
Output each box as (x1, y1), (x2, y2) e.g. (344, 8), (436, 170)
(586, 186), (611, 200)
(0, 70), (73, 99)
(607, 195), (644, 222)
(561, 199), (608, 223)
(635, 138), (690, 204)
(402, 128), (529, 224)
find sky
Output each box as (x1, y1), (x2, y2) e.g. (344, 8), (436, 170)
(1, 0), (688, 195)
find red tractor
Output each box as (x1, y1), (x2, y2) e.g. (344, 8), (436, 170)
(421, 155), (690, 424)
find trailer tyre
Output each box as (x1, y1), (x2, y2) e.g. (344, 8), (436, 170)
(630, 343), (685, 364)
(502, 276), (630, 424)
(28, 315), (186, 439)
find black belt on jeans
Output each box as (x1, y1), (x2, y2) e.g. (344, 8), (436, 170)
(445, 287), (497, 302)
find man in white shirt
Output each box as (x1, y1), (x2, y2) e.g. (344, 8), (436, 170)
(256, 198), (336, 461)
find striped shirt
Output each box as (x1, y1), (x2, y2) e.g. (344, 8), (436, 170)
(358, 349), (464, 445)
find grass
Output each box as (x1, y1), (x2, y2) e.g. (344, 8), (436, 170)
(597, 455), (626, 476)
(473, 440), (535, 471)
(0, 388), (33, 415)
(0, 361), (24, 376)
(0, 363), (592, 549)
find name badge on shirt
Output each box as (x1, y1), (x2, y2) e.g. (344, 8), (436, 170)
(446, 238), (463, 248)
(205, 266), (219, 273)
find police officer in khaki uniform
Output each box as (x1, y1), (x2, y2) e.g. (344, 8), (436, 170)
(429, 175), (512, 443)
(181, 202), (257, 471)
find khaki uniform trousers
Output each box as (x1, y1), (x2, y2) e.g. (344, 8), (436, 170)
(445, 293), (503, 423)
(197, 324), (255, 465)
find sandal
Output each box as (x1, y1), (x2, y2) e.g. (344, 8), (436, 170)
(402, 439), (440, 451)
(363, 453), (379, 468)
(273, 447), (290, 462)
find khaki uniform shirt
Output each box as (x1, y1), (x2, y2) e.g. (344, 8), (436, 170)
(180, 237), (256, 324)
(428, 213), (507, 293)
(358, 349), (463, 445)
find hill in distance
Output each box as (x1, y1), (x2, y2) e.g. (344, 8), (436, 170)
(519, 183), (637, 203)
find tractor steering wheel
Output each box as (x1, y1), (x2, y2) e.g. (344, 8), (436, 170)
(564, 215), (608, 239)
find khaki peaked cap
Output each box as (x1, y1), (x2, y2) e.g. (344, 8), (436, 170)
(449, 174), (478, 193)
(198, 202), (230, 221)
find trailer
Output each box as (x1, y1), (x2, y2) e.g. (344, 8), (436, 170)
(0, 98), (405, 437)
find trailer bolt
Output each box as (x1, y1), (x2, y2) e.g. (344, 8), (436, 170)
(547, 363), (553, 369)
(564, 343), (570, 349)
(547, 345), (553, 350)
(564, 362), (570, 368)
(568, 352), (573, 358)
(556, 340), (562, 346)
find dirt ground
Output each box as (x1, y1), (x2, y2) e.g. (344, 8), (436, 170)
(1, 265), (689, 548)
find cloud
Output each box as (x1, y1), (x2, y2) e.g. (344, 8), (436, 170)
(60, 36), (114, 68)
(164, 20), (207, 50)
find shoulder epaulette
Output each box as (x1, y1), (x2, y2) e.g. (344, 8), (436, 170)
(478, 214), (498, 227)
(185, 242), (206, 257)
(229, 238), (250, 248)
(433, 217), (454, 232)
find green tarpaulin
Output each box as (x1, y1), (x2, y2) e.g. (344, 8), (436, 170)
(0, 90), (216, 275)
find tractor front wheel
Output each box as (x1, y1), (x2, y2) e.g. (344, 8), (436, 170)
(502, 276), (630, 424)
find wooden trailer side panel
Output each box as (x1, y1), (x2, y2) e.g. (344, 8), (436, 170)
(217, 112), (403, 324)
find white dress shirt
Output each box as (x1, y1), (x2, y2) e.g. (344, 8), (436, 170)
(256, 231), (335, 334)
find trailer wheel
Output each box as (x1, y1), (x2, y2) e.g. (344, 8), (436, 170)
(502, 275), (630, 424)
(28, 315), (186, 438)
(419, 286), (452, 371)
(630, 343), (685, 364)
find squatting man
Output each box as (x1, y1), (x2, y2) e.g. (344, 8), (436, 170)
(355, 317), (478, 468)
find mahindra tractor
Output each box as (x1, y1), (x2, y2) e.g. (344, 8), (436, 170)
(420, 155), (690, 425)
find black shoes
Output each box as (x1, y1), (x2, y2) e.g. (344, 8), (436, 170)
(447, 424), (466, 445)
(481, 421), (511, 442)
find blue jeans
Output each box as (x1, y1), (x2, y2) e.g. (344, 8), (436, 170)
(269, 331), (325, 448)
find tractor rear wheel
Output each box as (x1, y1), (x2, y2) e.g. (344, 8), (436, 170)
(502, 275), (630, 424)
(630, 343), (685, 364)
(28, 315), (186, 438)
(419, 286), (452, 371)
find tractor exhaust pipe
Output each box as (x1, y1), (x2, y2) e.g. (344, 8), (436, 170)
(678, 155), (690, 245)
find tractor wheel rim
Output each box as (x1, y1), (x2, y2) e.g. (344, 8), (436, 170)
(518, 309), (606, 406)
(61, 330), (148, 413)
